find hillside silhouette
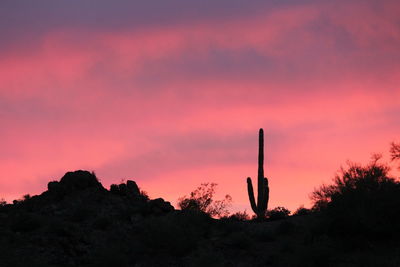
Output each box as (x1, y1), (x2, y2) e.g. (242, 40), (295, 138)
(1, 139), (400, 266)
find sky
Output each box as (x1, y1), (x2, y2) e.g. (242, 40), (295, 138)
(1, 0), (399, 212)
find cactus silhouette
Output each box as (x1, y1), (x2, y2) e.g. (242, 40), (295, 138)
(247, 128), (269, 219)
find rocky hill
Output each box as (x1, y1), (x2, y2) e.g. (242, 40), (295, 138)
(0, 170), (399, 267)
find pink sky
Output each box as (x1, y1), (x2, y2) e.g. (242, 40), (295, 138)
(1, 0), (399, 213)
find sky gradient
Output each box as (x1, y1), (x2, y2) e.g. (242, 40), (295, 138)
(1, 0), (399, 212)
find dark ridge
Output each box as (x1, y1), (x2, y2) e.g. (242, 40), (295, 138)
(1, 161), (400, 266)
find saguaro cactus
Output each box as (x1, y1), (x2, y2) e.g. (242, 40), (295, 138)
(247, 128), (269, 219)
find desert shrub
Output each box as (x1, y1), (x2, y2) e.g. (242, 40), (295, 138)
(311, 157), (400, 240)
(266, 206), (290, 221)
(226, 210), (251, 221)
(293, 205), (311, 216)
(178, 183), (232, 218)
(220, 210), (250, 222)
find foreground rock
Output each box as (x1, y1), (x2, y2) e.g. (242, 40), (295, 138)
(0, 170), (175, 266)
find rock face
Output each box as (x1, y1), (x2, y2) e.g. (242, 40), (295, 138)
(126, 180), (140, 195)
(110, 180), (140, 197)
(0, 170), (178, 266)
(47, 170), (103, 196)
(149, 198), (175, 214)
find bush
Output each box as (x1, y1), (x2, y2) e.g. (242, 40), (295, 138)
(390, 141), (400, 169)
(311, 157), (400, 240)
(178, 183), (232, 218)
(266, 206), (290, 220)
(225, 210), (250, 221)
(293, 205), (311, 216)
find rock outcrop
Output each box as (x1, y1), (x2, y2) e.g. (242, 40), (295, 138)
(47, 170), (105, 200)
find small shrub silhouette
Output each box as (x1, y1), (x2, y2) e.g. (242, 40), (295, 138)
(293, 205), (311, 216)
(226, 210), (251, 221)
(267, 206), (290, 220)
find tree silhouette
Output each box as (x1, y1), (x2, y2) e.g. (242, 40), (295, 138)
(311, 156), (400, 239)
(390, 142), (400, 170)
(178, 183), (232, 218)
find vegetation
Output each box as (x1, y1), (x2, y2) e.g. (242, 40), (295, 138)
(292, 205), (311, 216)
(247, 128), (270, 220)
(225, 210), (251, 221)
(177, 183), (232, 218)
(391, 141), (400, 169)
(266, 206), (291, 220)
(311, 155), (400, 241)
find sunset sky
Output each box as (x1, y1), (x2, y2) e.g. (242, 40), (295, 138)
(1, 0), (399, 212)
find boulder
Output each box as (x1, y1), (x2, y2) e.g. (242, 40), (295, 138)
(126, 180), (140, 195)
(59, 170), (103, 192)
(148, 198), (174, 214)
(110, 180), (140, 197)
(47, 170), (104, 198)
(47, 181), (61, 192)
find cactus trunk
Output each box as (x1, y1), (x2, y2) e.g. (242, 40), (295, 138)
(247, 128), (269, 219)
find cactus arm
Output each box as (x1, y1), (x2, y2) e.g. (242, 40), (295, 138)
(247, 177), (258, 214)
